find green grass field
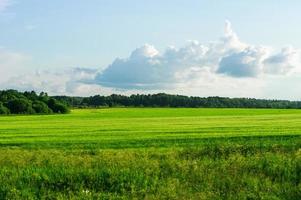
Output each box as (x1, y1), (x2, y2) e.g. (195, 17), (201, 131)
(0, 108), (300, 199)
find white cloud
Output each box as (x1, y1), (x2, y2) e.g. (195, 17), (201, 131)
(217, 46), (269, 77)
(95, 21), (301, 89)
(0, 48), (30, 82)
(3, 21), (301, 99)
(222, 20), (247, 51)
(3, 68), (104, 96)
(263, 47), (301, 75)
(95, 44), (163, 89)
(3, 66), (267, 98)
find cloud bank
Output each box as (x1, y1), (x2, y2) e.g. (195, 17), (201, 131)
(95, 21), (301, 89)
(3, 68), (104, 96)
(2, 21), (301, 99)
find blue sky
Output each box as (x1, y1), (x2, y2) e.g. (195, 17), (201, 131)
(1, 0), (301, 99)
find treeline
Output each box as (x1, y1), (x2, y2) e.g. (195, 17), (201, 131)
(53, 93), (301, 109)
(2, 90), (300, 115)
(0, 90), (70, 115)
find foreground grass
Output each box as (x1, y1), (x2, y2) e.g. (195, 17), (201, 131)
(0, 108), (300, 199)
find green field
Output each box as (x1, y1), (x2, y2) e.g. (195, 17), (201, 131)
(0, 108), (300, 199)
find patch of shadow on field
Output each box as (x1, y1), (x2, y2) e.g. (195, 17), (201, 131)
(0, 134), (299, 150)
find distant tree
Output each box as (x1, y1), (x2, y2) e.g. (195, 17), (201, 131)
(59, 93), (301, 109)
(0, 90), (70, 115)
(38, 92), (50, 103)
(7, 99), (35, 114)
(0, 102), (10, 115)
(48, 98), (70, 114)
(24, 91), (38, 101)
(32, 100), (52, 114)
(2, 89), (301, 114)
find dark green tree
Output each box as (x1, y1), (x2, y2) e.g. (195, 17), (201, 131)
(7, 99), (35, 114)
(32, 100), (53, 114)
(0, 102), (10, 114)
(48, 98), (70, 114)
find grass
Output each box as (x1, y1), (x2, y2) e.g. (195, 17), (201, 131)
(0, 108), (300, 199)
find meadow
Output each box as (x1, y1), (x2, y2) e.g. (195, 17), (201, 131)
(0, 108), (300, 199)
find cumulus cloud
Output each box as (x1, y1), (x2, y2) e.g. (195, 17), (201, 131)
(96, 41), (219, 89)
(263, 47), (301, 75)
(95, 44), (166, 89)
(94, 21), (301, 90)
(218, 46), (269, 77)
(219, 45), (301, 77)
(5, 66), (266, 98)
(3, 21), (301, 98)
(172, 67), (266, 98)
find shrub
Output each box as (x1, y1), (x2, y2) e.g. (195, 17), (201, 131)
(7, 99), (35, 114)
(48, 99), (70, 114)
(0, 90), (70, 115)
(32, 100), (53, 114)
(0, 102), (9, 115)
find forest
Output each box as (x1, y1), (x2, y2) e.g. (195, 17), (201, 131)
(54, 93), (301, 109)
(1, 90), (301, 116)
(0, 90), (69, 115)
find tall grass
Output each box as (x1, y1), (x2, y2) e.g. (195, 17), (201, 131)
(0, 146), (299, 199)
(0, 108), (300, 199)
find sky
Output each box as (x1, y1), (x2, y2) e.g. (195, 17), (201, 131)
(1, 0), (301, 99)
